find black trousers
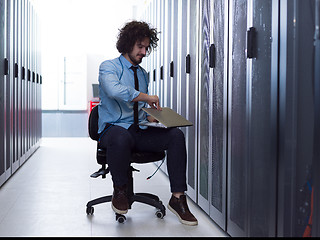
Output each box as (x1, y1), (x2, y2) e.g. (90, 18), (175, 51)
(99, 124), (187, 193)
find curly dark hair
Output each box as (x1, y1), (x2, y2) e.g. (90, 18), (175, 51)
(116, 20), (159, 55)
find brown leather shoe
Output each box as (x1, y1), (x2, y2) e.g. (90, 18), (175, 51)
(112, 185), (129, 214)
(168, 195), (198, 226)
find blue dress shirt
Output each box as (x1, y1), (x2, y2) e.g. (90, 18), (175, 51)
(98, 55), (149, 133)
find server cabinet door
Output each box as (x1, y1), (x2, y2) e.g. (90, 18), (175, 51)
(11, 0), (19, 173)
(20, 0), (26, 163)
(209, 0), (227, 230)
(278, 0), (316, 237)
(5, 0), (14, 181)
(0, 0), (6, 186)
(164, 0), (172, 109)
(313, 0), (320, 236)
(185, 0), (199, 201)
(227, 0), (248, 236)
(247, 0), (276, 236)
(170, 0), (178, 111)
(197, 0), (211, 213)
(177, 0), (187, 120)
(16, 0), (22, 166)
(159, 0), (165, 108)
(227, 0), (276, 236)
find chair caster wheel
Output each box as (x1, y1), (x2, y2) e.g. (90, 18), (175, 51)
(86, 206), (94, 215)
(156, 210), (165, 219)
(116, 213), (126, 223)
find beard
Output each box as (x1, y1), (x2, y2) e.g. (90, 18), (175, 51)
(128, 52), (144, 65)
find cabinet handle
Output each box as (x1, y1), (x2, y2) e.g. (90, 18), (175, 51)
(247, 27), (257, 59)
(22, 67), (25, 80)
(160, 66), (163, 79)
(170, 61), (174, 77)
(4, 58), (9, 75)
(15, 63), (18, 78)
(186, 54), (191, 73)
(209, 44), (215, 68)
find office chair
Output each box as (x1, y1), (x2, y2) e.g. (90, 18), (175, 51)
(86, 105), (166, 223)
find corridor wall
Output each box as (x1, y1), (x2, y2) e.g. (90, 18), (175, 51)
(141, 0), (319, 237)
(0, 0), (41, 187)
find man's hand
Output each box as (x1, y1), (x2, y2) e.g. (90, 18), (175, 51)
(147, 115), (158, 122)
(133, 93), (162, 110)
(146, 95), (161, 110)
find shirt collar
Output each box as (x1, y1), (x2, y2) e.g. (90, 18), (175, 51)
(119, 54), (139, 70)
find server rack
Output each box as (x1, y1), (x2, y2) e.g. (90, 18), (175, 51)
(185, 0), (200, 202)
(0, 0), (41, 188)
(278, 0), (316, 236)
(164, 0), (172, 109)
(313, 0), (320, 236)
(141, 0), (319, 236)
(0, 0), (6, 185)
(197, 0), (211, 214)
(176, 0), (187, 131)
(209, 0), (228, 230)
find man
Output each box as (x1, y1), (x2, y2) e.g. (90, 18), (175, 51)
(98, 20), (197, 226)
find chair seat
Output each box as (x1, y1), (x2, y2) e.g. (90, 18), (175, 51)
(97, 147), (165, 165)
(131, 151), (165, 163)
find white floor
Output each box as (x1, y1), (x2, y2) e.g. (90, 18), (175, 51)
(0, 138), (228, 237)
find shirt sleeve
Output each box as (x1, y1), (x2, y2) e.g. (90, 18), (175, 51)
(99, 61), (140, 102)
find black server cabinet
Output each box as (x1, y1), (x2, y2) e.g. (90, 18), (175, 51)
(20, 0), (26, 163)
(313, 0), (320, 236)
(6, 0), (13, 181)
(178, 0), (187, 121)
(198, 0), (211, 213)
(185, 0), (199, 201)
(227, 0), (276, 237)
(164, 0), (172, 110)
(0, 0), (41, 188)
(16, 0), (22, 167)
(210, 0), (227, 230)
(170, 0), (178, 112)
(158, 0), (164, 109)
(178, 0), (189, 198)
(0, 0), (6, 185)
(12, 0), (19, 173)
(278, 0), (317, 237)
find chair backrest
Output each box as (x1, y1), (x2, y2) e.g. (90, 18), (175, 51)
(88, 105), (100, 141)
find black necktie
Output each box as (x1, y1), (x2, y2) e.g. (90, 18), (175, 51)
(130, 66), (139, 130)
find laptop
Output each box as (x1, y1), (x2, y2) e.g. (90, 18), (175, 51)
(139, 107), (193, 128)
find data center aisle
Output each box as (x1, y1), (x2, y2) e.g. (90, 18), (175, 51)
(0, 138), (227, 237)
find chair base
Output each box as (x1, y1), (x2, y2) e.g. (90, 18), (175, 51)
(86, 192), (166, 223)
(86, 166), (166, 223)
